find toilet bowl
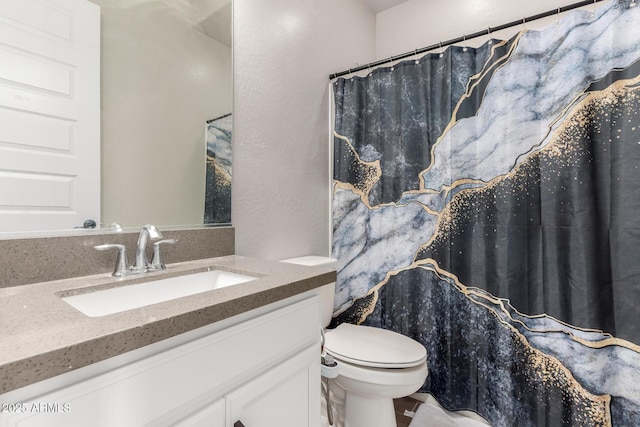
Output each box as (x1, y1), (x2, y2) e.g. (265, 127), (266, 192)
(281, 256), (428, 427)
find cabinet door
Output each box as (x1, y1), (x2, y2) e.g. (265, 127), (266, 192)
(175, 398), (225, 427)
(226, 345), (320, 427)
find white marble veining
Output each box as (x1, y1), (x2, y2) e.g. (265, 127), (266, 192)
(332, 187), (437, 313)
(421, 4), (640, 192)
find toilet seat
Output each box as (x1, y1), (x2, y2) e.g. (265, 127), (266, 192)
(333, 357), (428, 388)
(324, 323), (427, 368)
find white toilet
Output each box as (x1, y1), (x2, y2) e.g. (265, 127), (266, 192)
(281, 256), (428, 427)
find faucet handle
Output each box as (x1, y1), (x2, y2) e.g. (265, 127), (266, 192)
(149, 239), (178, 271)
(95, 244), (129, 277)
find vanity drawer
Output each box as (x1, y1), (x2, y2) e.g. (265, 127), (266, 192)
(0, 296), (320, 427)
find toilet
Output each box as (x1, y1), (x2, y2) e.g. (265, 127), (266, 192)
(281, 256), (428, 427)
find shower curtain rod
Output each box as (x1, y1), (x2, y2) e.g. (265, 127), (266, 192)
(206, 112), (232, 123)
(329, 0), (606, 80)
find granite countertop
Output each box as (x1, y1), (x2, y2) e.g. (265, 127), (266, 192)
(0, 255), (336, 394)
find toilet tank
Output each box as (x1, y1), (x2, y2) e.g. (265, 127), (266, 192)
(280, 256), (337, 328)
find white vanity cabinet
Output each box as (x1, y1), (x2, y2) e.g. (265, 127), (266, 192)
(0, 296), (321, 427)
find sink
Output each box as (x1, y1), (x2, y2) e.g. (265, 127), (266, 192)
(62, 270), (256, 317)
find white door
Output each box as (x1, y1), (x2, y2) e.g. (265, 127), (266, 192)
(0, 0), (100, 232)
(226, 345), (321, 427)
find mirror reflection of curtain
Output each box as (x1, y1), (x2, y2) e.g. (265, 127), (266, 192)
(204, 113), (232, 224)
(331, 1), (640, 425)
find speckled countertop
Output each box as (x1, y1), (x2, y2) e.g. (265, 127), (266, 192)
(0, 255), (335, 394)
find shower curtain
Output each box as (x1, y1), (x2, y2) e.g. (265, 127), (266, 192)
(331, 1), (640, 426)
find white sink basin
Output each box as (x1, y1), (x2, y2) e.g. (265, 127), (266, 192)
(62, 270), (256, 317)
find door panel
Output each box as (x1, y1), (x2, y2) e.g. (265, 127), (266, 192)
(0, 0), (100, 232)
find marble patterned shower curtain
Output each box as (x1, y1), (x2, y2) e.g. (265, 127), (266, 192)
(331, 1), (640, 426)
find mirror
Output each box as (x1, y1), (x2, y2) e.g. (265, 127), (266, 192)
(0, 0), (232, 237)
(94, 0), (232, 229)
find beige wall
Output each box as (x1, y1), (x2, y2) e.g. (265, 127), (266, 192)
(95, 0), (232, 228)
(232, 0), (377, 260)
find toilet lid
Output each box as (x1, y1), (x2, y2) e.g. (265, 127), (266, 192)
(324, 323), (427, 368)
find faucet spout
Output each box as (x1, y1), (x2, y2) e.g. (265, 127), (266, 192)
(131, 224), (163, 273)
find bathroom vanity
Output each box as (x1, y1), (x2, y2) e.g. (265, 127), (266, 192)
(0, 256), (334, 427)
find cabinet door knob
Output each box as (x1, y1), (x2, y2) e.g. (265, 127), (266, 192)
(234, 421), (246, 427)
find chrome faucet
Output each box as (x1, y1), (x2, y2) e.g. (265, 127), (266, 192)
(131, 224), (163, 273)
(94, 243), (129, 277)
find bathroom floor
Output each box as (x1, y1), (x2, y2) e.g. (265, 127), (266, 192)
(322, 394), (490, 427)
(394, 397), (421, 427)
(395, 396), (491, 427)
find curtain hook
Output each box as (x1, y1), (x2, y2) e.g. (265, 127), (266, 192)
(367, 63), (372, 76)
(487, 27), (493, 45)
(414, 49), (420, 64)
(556, 7), (561, 26)
(592, 0), (597, 15)
(522, 17), (526, 31)
(439, 41), (444, 58)
(462, 34), (468, 52)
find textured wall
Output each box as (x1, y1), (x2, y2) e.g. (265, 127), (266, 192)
(232, 0), (376, 260)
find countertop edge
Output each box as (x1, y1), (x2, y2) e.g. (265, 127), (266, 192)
(0, 256), (336, 394)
